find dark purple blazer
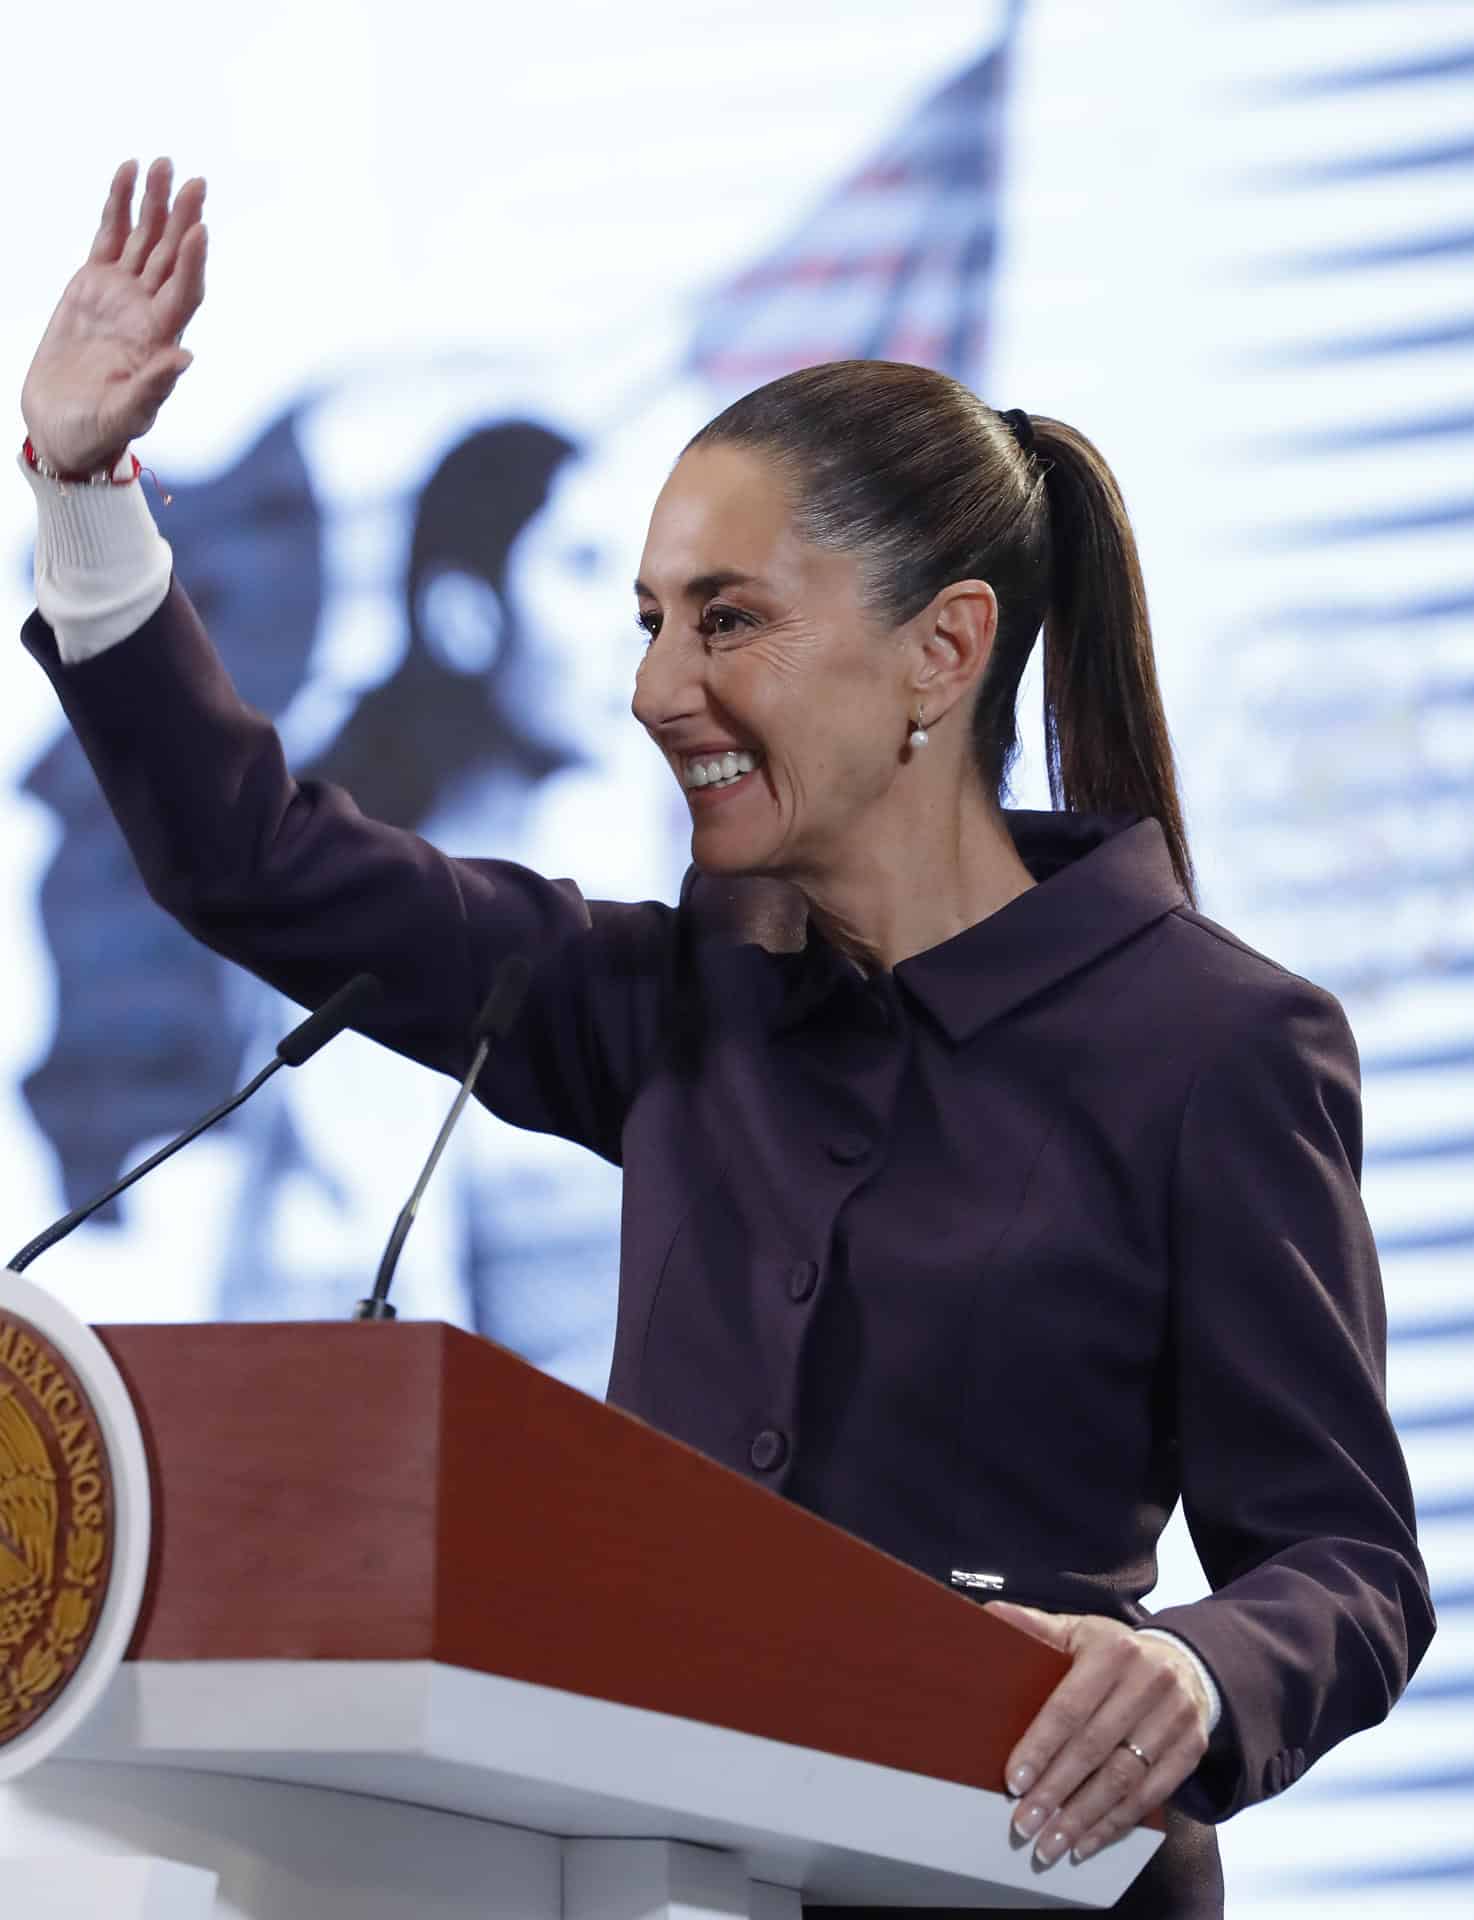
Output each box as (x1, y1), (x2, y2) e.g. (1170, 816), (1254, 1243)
(24, 587), (1433, 1918)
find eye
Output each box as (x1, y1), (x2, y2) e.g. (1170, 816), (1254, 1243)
(635, 608), (661, 642)
(699, 603), (754, 639)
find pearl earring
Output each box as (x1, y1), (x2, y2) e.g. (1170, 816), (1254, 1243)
(907, 709), (930, 750)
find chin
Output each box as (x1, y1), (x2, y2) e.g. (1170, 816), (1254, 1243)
(688, 826), (784, 879)
(690, 841), (757, 876)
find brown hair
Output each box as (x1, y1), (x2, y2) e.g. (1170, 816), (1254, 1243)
(686, 360), (1194, 901)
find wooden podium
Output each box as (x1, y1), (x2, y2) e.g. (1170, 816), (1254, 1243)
(0, 1323), (1162, 1916)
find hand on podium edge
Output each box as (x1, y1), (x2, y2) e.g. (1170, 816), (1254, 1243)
(982, 1599), (1211, 1873)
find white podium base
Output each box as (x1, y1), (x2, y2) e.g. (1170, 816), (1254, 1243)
(0, 1762), (557, 1920)
(0, 1660), (1158, 1913)
(2, 1854), (217, 1920)
(0, 1775), (807, 1920)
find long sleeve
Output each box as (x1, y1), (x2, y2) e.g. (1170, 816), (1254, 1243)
(1149, 975), (1435, 1820)
(20, 584), (675, 1164)
(17, 451), (173, 659)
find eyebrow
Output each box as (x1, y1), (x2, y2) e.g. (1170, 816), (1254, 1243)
(632, 569), (763, 600)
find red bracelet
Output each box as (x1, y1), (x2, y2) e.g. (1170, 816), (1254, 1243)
(22, 436), (142, 489)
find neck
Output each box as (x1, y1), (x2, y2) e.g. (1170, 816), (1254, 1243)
(796, 775), (1037, 973)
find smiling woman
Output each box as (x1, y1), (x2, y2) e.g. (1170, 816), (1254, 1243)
(14, 160), (1434, 1920)
(629, 361), (1189, 973)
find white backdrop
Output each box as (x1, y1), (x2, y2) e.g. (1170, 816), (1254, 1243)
(2, 2), (1470, 1909)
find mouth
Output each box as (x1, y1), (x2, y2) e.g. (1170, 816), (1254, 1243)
(680, 748), (764, 800)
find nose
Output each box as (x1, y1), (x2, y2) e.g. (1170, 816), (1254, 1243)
(631, 625), (704, 737)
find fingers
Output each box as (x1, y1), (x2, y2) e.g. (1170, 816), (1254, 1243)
(135, 346), (195, 411)
(88, 160), (138, 264)
(1003, 1628), (1211, 1874)
(1022, 1708), (1165, 1866)
(153, 222), (208, 340)
(96, 347), (195, 454)
(120, 157), (174, 275)
(1060, 1700), (1207, 1865)
(984, 1600), (1075, 1651)
(141, 175), (207, 295)
(1009, 1661), (1146, 1853)
(1003, 1625), (1115, 1801)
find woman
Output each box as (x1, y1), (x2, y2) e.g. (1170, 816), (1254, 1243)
(17, 160), (1432, 1918)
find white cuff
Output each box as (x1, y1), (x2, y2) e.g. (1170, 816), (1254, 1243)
(19, 451), (173, 664)
(1138, 1628), (1223, 1733)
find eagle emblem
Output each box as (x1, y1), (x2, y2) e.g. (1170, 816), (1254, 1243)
(0, 1313), (113, 1748)
(0, 1386), (59, 1598)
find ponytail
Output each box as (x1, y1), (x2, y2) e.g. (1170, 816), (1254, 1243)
(1030, 416), (1194, 901)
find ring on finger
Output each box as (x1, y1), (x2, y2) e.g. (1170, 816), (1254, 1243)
(1117, 1740), (1153, 1769)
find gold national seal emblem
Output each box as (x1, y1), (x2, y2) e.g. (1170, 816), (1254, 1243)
(0, 1308), (114, 1749)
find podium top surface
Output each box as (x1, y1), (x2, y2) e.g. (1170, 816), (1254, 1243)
(98, 1321), (1075, 1809)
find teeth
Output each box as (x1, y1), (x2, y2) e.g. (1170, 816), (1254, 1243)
(684, 750), (759, 790)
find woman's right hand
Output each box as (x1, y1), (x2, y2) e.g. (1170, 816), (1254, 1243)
(21, 157), (207, 476)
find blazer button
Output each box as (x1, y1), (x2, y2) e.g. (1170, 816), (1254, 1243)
(787, 1260), (818, 1302)
(826, 1133), (870, 1165)
(750, 1428), (788, 1472)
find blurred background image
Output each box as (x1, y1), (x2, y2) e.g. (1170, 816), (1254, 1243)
(1, 2), (1469, 1906)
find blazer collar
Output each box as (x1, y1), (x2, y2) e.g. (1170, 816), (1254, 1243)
(694, 809), (1183, 1042)
(892, 811), (1185, 1043)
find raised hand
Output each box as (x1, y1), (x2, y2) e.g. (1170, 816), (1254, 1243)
(21, 158), (207, 477)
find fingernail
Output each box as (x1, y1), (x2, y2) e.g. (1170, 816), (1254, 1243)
(1072, 1836), (1100, 1863)
(1013, 1802), (1049, 1840)
(1034, 1828), (1069, 1868)
(1007, 1763), (1035, 1796)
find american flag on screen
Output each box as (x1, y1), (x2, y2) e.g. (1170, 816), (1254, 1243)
(686, 16), (1023, 403)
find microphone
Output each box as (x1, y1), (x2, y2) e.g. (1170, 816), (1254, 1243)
(7, 973), (384, 1274)
(355, 953), (531, 1323)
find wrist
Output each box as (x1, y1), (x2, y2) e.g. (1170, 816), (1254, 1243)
(22, 436), (138, 488)
(1138, 1627), (1222, 1734)
(19, 441), (173, 665)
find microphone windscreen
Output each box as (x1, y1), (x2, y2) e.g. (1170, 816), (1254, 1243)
(473, 954), (532, 1044)
(276, 973), (385, 1067)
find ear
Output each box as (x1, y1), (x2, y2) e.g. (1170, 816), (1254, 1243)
(909, 579), (998, 718)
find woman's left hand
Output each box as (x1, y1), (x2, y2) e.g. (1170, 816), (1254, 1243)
(983, 1601), (1212, 1868)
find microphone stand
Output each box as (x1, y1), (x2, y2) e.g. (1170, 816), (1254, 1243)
(7, 973), (383, 1275)
(356, 955), (530, 1322)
